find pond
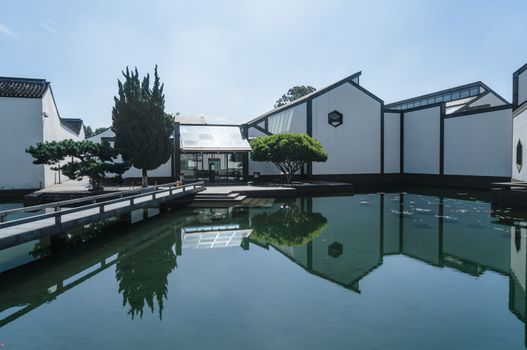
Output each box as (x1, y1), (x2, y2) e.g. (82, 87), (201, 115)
(1, 189), (527, 349)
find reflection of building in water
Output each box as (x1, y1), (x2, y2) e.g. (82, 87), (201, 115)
(510, 224), (527, 346)
(249, 193), (525, 335)
(271, 196), (382, 292)
(182, 224), (252, 249)
(2, 194), (527, 338)
(248, 193), (527, 344)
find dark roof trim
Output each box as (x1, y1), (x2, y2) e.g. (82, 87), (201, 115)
(60, 118), (84, 135)
(513, 62), (527, 78)
(91, 126), (112, 138)
(384, 108), (401, 114)
(248, 124), (272, 136)
(349, 80), (384, 104)
(247, 71), (362, 126)
(513, 62), (527, 110)
(444, 103), (512, 119)
(386, 81), (484, 107)
(0, 76), (50, 98)
(465, 90), (491, 108)
(452, 91), (491, 114)
(386, 81), (509, 108)
(59, 123), (79, 136)
(480, 82), (509, 105)
(513, 102), (527, 118)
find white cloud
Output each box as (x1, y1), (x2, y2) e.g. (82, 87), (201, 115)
(38, 19), (57, 34)
(0, 24), (16, 37)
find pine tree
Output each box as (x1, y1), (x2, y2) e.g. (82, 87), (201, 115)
(112, 66), (174, 187)
(26, 139), (130, 192)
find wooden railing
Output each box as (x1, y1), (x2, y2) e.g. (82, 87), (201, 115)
(0, 181), (204, 227)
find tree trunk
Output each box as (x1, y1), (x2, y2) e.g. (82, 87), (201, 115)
(286, 172), (293, 184)
(142, 168), (148, 187)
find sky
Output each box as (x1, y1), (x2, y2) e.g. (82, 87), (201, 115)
(1, 0), (527, 127)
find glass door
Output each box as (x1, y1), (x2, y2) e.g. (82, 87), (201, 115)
(208, 158), (221, 182)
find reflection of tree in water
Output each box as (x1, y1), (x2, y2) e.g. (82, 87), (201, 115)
(30, 220), (120, 258)
(251, 202), (327, 246)
(115, 233), (177, 320)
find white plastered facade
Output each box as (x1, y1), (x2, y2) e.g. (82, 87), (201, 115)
(0, 88), (84, 190)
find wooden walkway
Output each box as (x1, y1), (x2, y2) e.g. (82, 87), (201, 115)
(0, 182), (204, 250)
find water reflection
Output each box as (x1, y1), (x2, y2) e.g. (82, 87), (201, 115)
(2, 191), (527, 347)
(115, 231), (177, 320)
(250, 199), (327, 246)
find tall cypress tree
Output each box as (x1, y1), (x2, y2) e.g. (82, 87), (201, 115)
(112, 66), (174, 187)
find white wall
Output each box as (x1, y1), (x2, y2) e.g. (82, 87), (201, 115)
(403, 106), (441, 174)
(469, 92), (506, 108)
(0, 97), (44, 189)
(312, 83), (381, 175)
(512, 109), (527, 181)
(248, 127), (282, 176)
(384, 112), (400, 173)
(42, 90), (83, 143)
(519, 70), (527, 107)
(41, 89), (84, 187)
(88, 128), (172, 179)
(267, 103), (306, 134)
(124, 160), (172, 179)
(444, 108), (512, 177)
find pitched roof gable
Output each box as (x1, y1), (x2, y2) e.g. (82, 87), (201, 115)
(60, 118), (84, 135)
(247, 71), (375, 125)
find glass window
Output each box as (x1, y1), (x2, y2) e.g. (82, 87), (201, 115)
(460, 90), (470, 98)
(427, 98), (435, 104)
(452, 91), (461, 100)
(470, 87), (479, 97)
(228, 153), (244, 181)
(435, 96), (444, 103)
(180, 154), (198, 181)
(443, 94), (452, 102)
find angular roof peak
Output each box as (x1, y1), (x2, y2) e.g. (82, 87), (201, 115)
(247, 71), (364, 125)
(60, 118), (84, 135)
(386, 81), (509, 111)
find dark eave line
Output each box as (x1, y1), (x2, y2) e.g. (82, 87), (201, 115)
(445, 103), (512, 119)
(385, 81), (485, 108)
(513, 101), (527, 118)
(513, 62), (527, 78)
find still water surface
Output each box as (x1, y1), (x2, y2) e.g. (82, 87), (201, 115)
(1, 190), (527, 349)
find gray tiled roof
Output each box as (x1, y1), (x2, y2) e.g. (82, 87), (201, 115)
(0, 77), (50, 98)
(60, 118), (83, 135)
